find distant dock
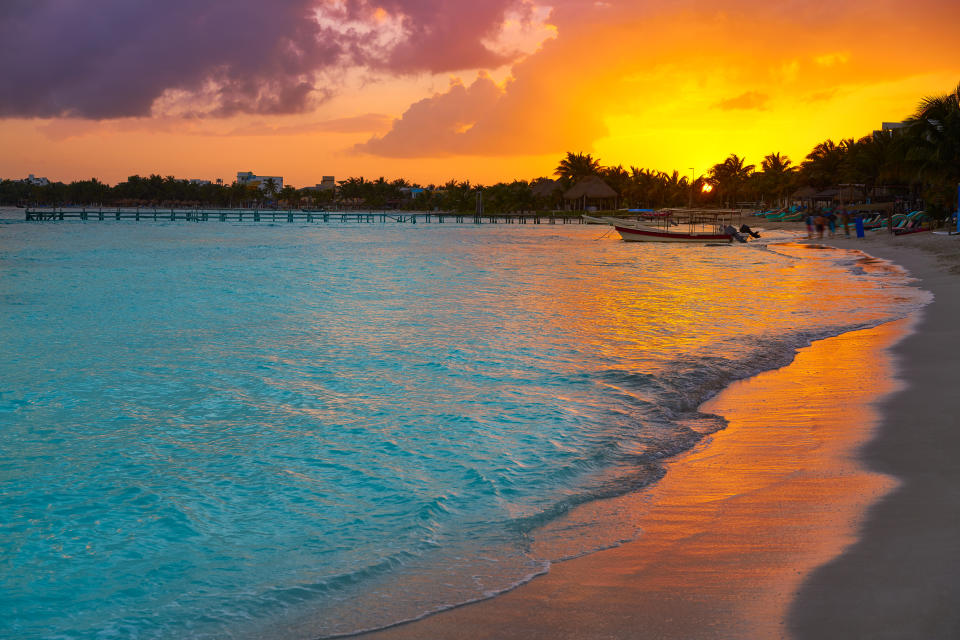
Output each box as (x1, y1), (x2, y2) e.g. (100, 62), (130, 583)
(24, 208), (589, 224)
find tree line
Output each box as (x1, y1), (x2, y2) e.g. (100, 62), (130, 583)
(550, 81), (959, 217)
(3, 82), (957, 217)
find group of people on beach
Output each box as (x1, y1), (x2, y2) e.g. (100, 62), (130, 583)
(806, 210), (848, 239)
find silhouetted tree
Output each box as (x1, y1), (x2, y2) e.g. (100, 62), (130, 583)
(709, 154), (755, 206)
(555, 152), (602, 184)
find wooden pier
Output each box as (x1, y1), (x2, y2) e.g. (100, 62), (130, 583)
(24, 208), (589, 225)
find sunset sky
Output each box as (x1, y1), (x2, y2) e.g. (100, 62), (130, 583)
(2, 0), (958, 187)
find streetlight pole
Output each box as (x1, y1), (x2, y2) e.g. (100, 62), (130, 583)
(688, 168), (695, 208)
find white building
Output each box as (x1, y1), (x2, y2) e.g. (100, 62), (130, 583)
(189, 179), (211, 186)
(21, 174), (50, 186)
(873, 121), (907, 136)
(236, 171), (283, 191)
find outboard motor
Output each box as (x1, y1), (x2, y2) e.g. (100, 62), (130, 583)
(739, 224), (761, 238)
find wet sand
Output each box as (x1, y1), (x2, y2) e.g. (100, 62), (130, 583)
(788, 229), (960, 639)
(355, 228), (960, 640)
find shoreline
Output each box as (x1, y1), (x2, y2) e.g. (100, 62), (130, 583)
(352, 229), (959, 640)
(787, 230), (960, 638)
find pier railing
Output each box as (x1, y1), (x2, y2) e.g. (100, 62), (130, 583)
(24, 207), (588, 225)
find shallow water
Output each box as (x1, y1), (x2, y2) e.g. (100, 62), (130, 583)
(0, 218), (927, 638)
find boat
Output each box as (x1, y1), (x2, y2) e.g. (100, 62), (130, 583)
(582, 214), (613, 225)
(611, 220), (736, 243)
(583, 211), (671, 225)
(584, 209), (756, 243)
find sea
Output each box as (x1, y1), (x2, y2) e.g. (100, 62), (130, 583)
(0, 213), (929, 639)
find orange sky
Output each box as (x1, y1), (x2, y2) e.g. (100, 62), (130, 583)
(1, 1), (958, 187)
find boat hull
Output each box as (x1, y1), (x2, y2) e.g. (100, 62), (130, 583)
(613, 225), (732, 243)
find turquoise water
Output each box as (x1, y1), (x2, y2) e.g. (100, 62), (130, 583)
(0, 218), (925, 638)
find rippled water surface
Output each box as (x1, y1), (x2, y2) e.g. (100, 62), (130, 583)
(0, 218), (926, 638)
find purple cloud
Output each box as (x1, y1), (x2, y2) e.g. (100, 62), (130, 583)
(360, 0), (522, 72)
(0, 0), (526, 119)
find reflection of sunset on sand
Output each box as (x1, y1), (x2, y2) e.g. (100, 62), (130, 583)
(359, 319), (908, 640)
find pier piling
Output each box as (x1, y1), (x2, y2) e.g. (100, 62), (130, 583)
(23, 208), (589, 226)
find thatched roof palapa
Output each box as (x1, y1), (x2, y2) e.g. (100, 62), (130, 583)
(791, 186), (819, 199)
(813, 187), (862, 201)
(563, 175), (617, 200)
(793, 186), (863, 201)
(531, 179), (561, 198)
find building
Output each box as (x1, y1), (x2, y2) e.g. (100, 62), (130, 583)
(236, 171), (284, 191)
(563, 176), (618, 211)
(303, 176), (336, 191)
(873, 121), (907, 136)
(20, 174), (50, 186)
(189, 179), (211, 186)
(302, 176), (336, 194)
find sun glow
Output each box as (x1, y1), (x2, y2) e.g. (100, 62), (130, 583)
(2, 1), (959, 185)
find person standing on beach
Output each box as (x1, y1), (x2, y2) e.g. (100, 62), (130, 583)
(814, 213), (826, 239)
(827, 211), (837, 237)
(840, 208), (850, 237)
(806, 212), (815, 239)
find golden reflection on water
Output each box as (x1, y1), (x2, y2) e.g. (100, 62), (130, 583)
(540, 241), (907, 369)
(361, 317), (914, 640)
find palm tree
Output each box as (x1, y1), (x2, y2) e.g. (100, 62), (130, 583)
(278, 185), (298, 208)
(227, 181), (247, 208)
(761, 152), (792, 174)
(263, 177), (279, 205)
(801, 139), (846, 188)
(601, 165), (630, 208)
(555, 152), (602, 183)
(710, 154), (755, 206)
(843, 134), (903, 200)
(903, 82), (960, 217)
(662, 170), (689, 206)
(337, 177), (367, 207)
(627, 167), (662, 207)
(760, 152), (796, 205)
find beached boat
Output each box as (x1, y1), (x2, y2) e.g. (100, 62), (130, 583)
(582, 212), (671, 225)
(611, 221), (735, 243)
(582, 214), (613, 225)
(584, 209), (756, 243)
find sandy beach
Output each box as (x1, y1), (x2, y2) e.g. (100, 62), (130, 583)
(789, 228), (960, 639)
(356, 225), (960, 640)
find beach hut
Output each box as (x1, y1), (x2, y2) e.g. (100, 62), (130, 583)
(531, 178), (562, 210)
(791, 186), (819, 209)
(563, 176), (618, 211)
(813, 186), (863, 207)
